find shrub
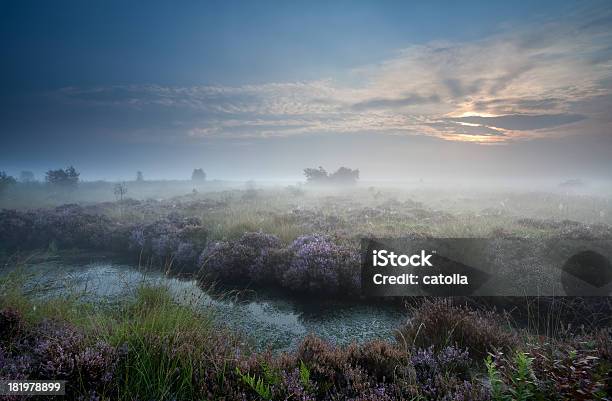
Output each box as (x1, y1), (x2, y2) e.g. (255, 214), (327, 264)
(198, 232), (282, 283)
(528, 333), (611, 400)
(24, 320), (118, 397)
(0, 307), (24, 340)
(282, 234), (360, 293)
(396, 299), (517, 359)
(294, 335), (411, 399)
(346, 340), (406, 382)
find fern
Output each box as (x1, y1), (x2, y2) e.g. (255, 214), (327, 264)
(235, 367), (272, 400)
(485, 355), (505, 401)
(299, 360), (311, 387)
(261, 362), (280, 386)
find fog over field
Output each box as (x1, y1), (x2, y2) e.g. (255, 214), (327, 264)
(1, 1), (612, 400)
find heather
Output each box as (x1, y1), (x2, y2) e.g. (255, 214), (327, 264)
(1, 186), (612, 399)
(1, 278), (610, 400)
(0, 205), (364, 295)
(2, 188), (611, 296)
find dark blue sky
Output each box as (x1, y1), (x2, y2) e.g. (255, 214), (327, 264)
(1, 0), (611, 180)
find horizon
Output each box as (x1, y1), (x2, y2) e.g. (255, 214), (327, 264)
(1, 0), (612, 181)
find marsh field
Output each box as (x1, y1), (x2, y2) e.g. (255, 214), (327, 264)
(1, 180), (611, 400)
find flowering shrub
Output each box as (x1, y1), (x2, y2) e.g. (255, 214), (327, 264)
(0, 204), (366, 294)
(34, 321), (84, 379)
(0, 313), (120, 399)
(174, 241), (199, 265)
(0, 347), (32, 378)
(410, 345), (491, 400)
(0, 206), (115, 250)
(198, 232), (283, 283)
(282, 234), (360, 293)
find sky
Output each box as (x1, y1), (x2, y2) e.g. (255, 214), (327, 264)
(1, 0), (611, 181)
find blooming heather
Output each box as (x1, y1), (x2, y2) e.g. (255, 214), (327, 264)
(282, 234), (360, 293)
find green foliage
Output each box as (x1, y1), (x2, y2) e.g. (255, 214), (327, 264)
(485, 355), (504, 401)
(485, 351), (537, 401)
(299, 360), (311, 387)
(507, 351), (536, 401)
(236, 367), (273, 400)
(84, 285), (216, 400)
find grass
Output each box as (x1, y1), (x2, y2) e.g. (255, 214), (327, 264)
(4, 184), (611, 245)
(0, 266), (238, 400)
(1, 269), (610, 400)
(103, 285), (220, 400)
(1, 184), (611, 399)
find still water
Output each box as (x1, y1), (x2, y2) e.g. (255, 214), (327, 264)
(9, 254), (405, 352)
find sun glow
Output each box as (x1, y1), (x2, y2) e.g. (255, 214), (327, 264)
(441, 133), (507, 144)
(455, 111), (498, 118)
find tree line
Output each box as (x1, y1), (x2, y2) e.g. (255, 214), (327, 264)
(303, 166), (359, 185)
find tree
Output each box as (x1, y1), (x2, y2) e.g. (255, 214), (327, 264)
(45, 166), (80, 188)
(136, 171), (144, 182)
(303, 166), (328, 183)
(192, 168), (207, 182)
(0, 171), (17, 194)
(20, 171), (35, 183)
(329, 167), (359, 184)
(303, 166), (359, 185)
(114, 182), (128, 201)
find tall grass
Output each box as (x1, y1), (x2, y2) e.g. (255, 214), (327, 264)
(102, 285), (221, 400)
(0, 264), (240, 401)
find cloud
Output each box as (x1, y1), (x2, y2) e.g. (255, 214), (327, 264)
(56, 4), (612, 144)
(351, 93), (440, 111)
(450, 114), (586, 131)
(427, 121), (506, 137)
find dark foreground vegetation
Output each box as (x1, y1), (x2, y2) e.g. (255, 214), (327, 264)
(1, 275), (610, 400)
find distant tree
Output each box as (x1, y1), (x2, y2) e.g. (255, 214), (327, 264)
(45, 166), (80, 188)
(303, 166), (359, 185)
(136, 171), (144, 182)
(0, 171), (17, 194)
(303, 166), (328, 183)
(20, 171), (35, 183)
(114, 182), (128, 201)
(192, 168), (207, 182)
(329, 167), (359, 184)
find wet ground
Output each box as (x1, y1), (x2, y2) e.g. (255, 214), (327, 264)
(8, 254), (405, 352)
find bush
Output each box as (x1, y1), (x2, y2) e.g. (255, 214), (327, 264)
(346, 340), (406, 382)
(198, 232), (283, 283)
(282, 234), (360, 294)
(0, 206), (366, 296)
(396, 299), (517, 359)
(0, 316), (119, 399)
(0, 307), (24, 340)
(0, 205), (116, 251)
(527, 332), (611, 400)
